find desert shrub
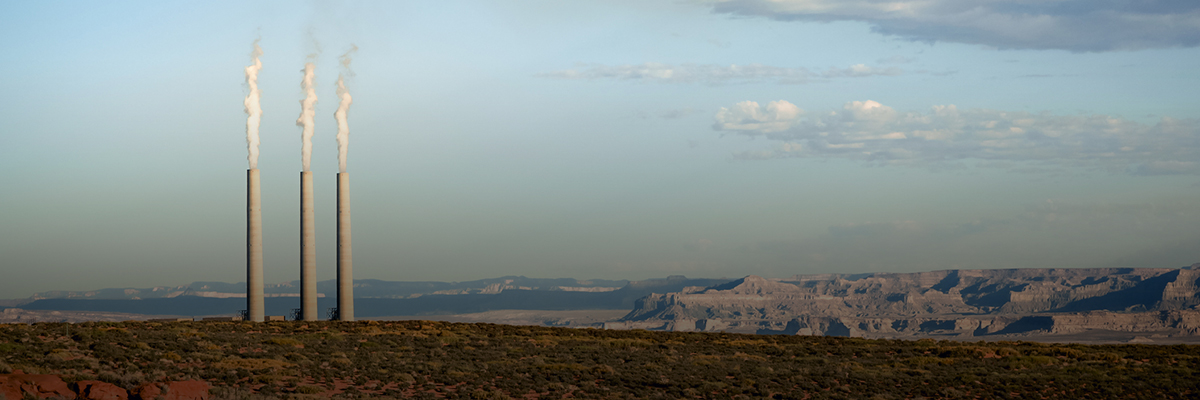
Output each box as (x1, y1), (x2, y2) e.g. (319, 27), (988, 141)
(5, 320), (1200, 398)
(0, 343), (26, 354)
(996, 347), (1020, 357)
(1007, 355), (1059, 369)
(212, 357), (295, 372)
(97, 369), (150, 389)
(208, 386), (281, 400)
(263, 337), (301, 347)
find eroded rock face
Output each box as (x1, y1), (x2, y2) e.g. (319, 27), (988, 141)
(0, 375), (210, 400)
(162, 380), (210, 400)
(0, 370), (76, 399)
(132, 382), (167, 400)
(131, 380), (210, 400)
(615, 267), (1200, 339)
(76, 380), (128, 400)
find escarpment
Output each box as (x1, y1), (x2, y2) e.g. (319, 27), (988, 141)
(608, 265), (1200, 342)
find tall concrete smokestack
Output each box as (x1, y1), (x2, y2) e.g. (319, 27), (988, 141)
(246, 169), (264, 322)
(333, 47), (355, 321)
(336, 172), (354, 321)
(299, 172), (317, 320)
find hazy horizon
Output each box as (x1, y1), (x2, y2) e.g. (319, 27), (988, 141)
(17, 263), (1200, 300)
(1, 1), (1198, 298)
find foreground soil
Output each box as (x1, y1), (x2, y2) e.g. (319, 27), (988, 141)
(1, 321), (1198, 399)
(376, 309), (630, 328)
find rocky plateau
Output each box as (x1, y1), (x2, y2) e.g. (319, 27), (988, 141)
(608, 265), (1200, 343)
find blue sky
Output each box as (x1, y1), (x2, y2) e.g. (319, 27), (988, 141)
(0, 1), (1198, 297)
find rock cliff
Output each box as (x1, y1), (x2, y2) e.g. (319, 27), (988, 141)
(609, 265), (1200, 341)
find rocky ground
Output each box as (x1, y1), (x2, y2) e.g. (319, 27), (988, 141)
(4, 320), (1200, 399)
(375, 309), (629, 328)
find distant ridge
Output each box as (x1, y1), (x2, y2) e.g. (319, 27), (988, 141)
(610, 264), (1200, 340)
(16, 266), (1200, 342)
(12, 276), (728, 318)
(21, 276), (633, 301)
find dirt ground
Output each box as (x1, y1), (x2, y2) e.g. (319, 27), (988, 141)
(373, 309), (630, 328)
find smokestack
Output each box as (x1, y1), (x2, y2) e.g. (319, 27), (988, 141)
(336, 172), (354, 321)
(246, 169), (264, 322)
(299, 172), (317, 320)
(244, 41), (265, 322)
(334, 45), (356, 321)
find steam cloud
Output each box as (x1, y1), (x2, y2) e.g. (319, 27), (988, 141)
(335, 45), (357, 173)
(243, 40), (263, 169)
(297, 61), (318, 171)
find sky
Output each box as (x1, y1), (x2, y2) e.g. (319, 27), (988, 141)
(0, 1), (1198, 297)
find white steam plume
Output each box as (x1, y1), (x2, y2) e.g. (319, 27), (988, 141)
(335, 45), (357, 173)
(296, 61), (318, 171)
(243, 40), (263, 169)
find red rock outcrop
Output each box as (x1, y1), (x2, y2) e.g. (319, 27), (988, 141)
(0, 373), (211, 400)
(163, 380), (210, 400)
(131, 380), (210, 400)
(75, 380), (128, 400)
(0, 370), (76, 399)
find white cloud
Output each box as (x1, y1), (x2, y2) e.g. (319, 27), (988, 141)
(824, 64), (903, 78)
(539, 62), (901, 84)
(705, 0), (1200, 51)
(713, 100), (803, 133)
(717, 99), (1200, 175)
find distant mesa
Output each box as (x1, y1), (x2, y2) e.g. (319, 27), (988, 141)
(23, 277), (634, 301)
(608, 264), (1200, 342)
(696, 275), (801, 294)
(4, 276), (728, 322)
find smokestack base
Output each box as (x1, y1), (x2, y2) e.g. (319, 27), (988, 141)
(300, 171), (318, 321)
(336, 172), (354, 321)
(246, 169), (264, 322)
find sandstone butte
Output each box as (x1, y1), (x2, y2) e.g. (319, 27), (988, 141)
(607, 265), (1200, 341)
(0, 371), (209, 400)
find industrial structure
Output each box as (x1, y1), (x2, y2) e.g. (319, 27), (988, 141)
(246, 168), (264, 322)
(300, 171), (318, 320)
(242, 43), (356, 322)
(336, 172), (354, 321)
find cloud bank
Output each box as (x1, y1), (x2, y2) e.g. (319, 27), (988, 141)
(540, 63), (901, 84)
(714, 100), (1200, 175)
(705, 0), (1200, 51)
